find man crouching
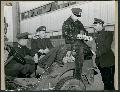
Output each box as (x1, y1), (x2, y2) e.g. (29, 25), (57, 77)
(5, 32), (35, 78)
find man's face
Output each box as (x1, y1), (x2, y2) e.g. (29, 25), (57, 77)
(18, 39), (28, 46)
(36, 31), (41, 36)
(94, 23), (103, 32)
(80, 30), (85, 35)
(39, 31), (46, 38)
(71, 13), (81, 21)
(77, 12), (81, 17)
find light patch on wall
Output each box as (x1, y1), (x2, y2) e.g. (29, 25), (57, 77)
(4, 6), (13, 42)
(19, 1), (54, 13)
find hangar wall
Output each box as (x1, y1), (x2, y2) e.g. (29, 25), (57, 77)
(19, 1), (115, 34)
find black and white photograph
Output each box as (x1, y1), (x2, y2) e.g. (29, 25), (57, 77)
(2, 1), (117, 91)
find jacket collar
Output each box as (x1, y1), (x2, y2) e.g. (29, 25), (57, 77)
(68, 16), (79, 23)
(97, 28), (105, 34)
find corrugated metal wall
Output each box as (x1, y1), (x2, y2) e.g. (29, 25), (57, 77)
(19, 1), (115, 34)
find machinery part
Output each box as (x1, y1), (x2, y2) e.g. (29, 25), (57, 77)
(55, 76), (86, 90)
(59, 69), (75, 78)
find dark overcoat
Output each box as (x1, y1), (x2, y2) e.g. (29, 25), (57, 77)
(94, 30), (115, 68)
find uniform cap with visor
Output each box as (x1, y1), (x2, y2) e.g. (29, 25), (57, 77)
(36, 26), (46, 32)
(71, 8), (82, 17)
(16, 32), (30, 39)
(93, 18), (104, 24)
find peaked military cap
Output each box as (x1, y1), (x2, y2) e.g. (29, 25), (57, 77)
(36, 26), (46, 32)
(16, 32), (30, 39)
(93, 18), (104, 24)
(71, 8), (82, 17)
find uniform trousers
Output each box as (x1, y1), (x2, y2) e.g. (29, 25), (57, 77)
(98, 63), (115, 90)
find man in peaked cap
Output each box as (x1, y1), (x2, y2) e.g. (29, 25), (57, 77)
(93, 18), (104, 25)
(62, 8), (93, 80)
(93, 18), (115, 90)
(62, 8), (88, 44)
(30, 26), (53, 55)
(71, 8), (82, 17)
(28, 26), (54, 76)
(5, 32), (35, 78)
(16, 32), (30, 39)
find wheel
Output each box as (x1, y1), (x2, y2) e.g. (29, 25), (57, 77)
(55, 76), (86, 90)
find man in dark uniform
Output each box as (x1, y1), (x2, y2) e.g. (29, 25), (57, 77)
(5, 32), (35, 78)
(62, 8), (87, 44)
(30, 26), (53, 55)
(93, 18), (115, 90)
(29, 26), (68, 74)
(62, 8), (93, 80)
(29, 26), (54, 74)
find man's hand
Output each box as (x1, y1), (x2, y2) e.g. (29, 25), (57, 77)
(77, 34), (93, 41)
(28, 34), (33, 39)
(34, 54), (38, 63)
(44, 48), (50, 54)
(91, 50), (96, 56)
(84, 36), (93, 41)
(38, 49), (44, 53)
(66, 51), (72, 57)
(38, 48), (49, 55)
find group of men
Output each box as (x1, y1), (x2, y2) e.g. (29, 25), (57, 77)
(62, 8), (115, 90)
(5, 7), (115, 90)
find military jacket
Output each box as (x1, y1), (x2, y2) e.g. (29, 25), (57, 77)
(14, 44), (33, 57)
(94, 30), (115, 67)
(94, 30), (114, 57)
(5, 43), (34, 77)
(31, 38), (53, 55)
(62, 16), (87, 44)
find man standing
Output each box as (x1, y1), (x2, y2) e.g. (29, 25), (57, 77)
(62, 8), (93, 80)
(93, 18), (115, 90)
